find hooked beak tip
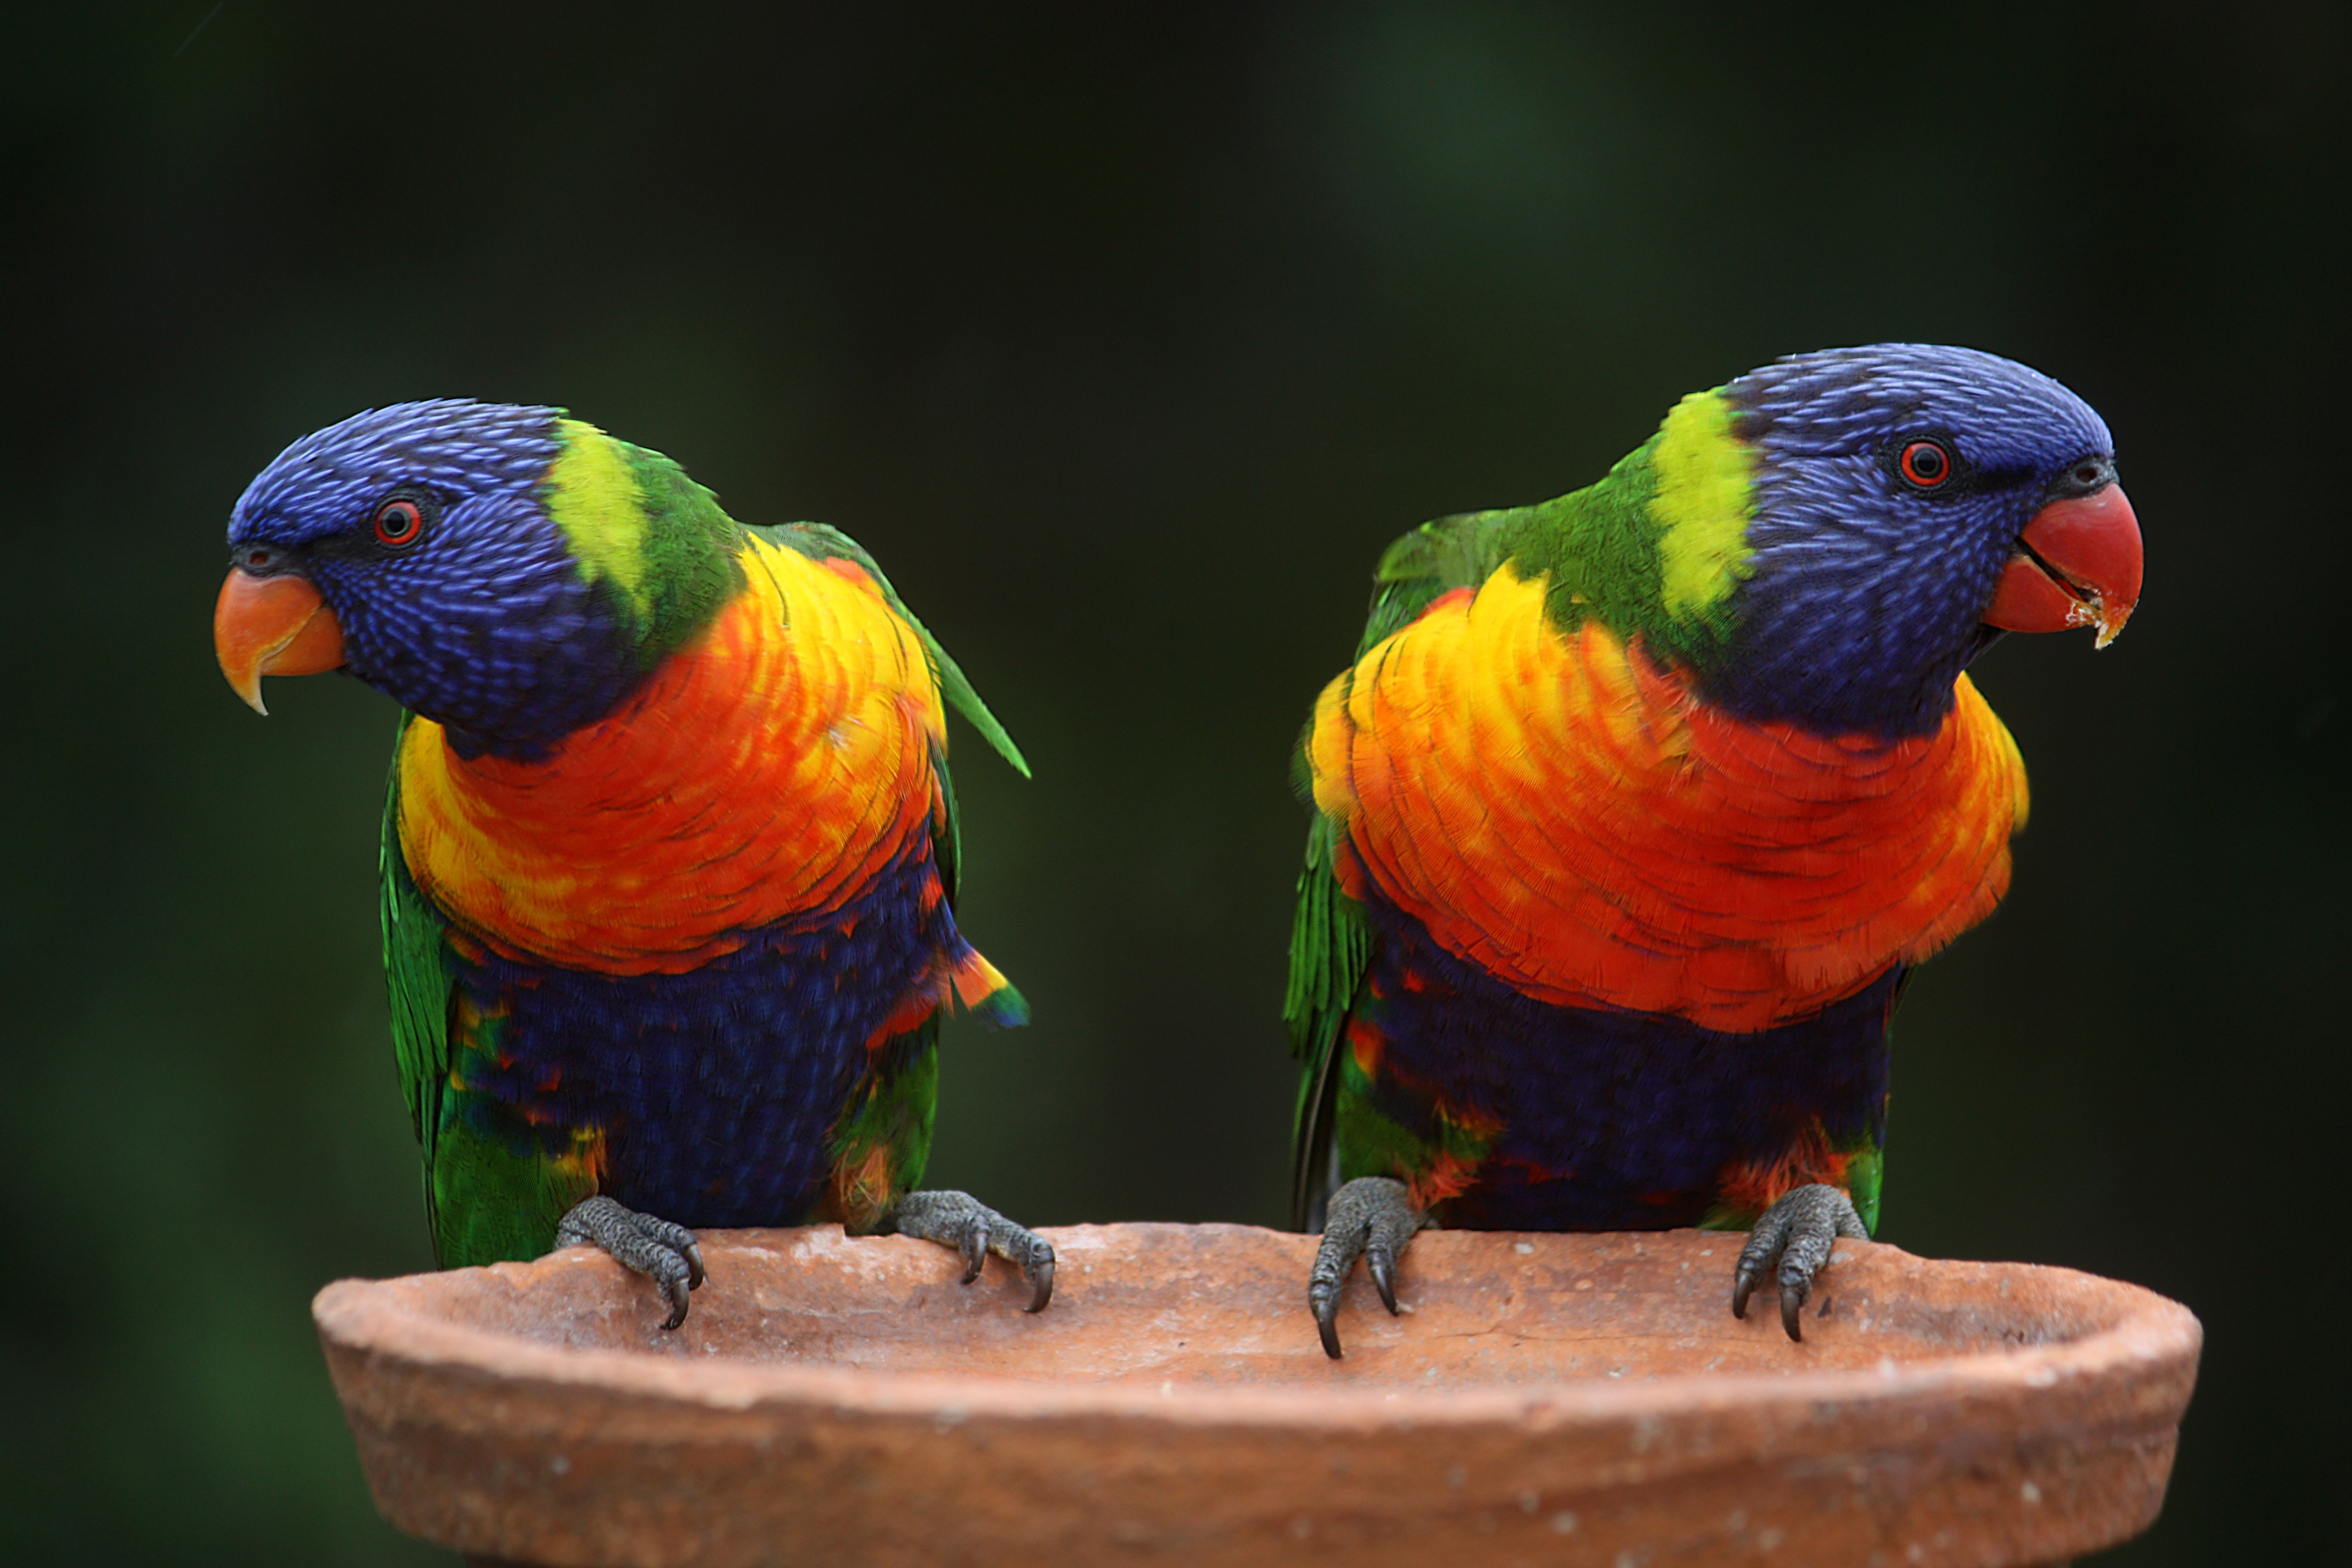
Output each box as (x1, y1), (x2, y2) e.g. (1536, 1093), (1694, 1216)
(214, 567), (345, 714)
(1983, 482), (2144, 646)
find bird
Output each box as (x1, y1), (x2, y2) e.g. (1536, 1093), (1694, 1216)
(213, 400), (1054, 1329)
(1286, 344), (2143, 1356)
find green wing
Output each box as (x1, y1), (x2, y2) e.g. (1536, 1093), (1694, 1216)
(1283, 811), (1370, 1229)
(753, 521), (1031, 780)
(379, 713), (456, 1253)
(1354, 508), (1517, 658)
(1285, 510), (1518, 1230)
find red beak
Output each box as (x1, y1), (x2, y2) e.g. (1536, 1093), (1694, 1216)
(214, 569), (346, 714)
(1982, 483), (2143, 649)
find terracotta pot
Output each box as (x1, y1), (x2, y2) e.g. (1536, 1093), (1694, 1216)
(314, 1223), (2198, 1568)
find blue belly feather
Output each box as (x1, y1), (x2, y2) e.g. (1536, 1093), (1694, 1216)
(1351, 892), (1897, 1231)
(448, 835), (959, 1228)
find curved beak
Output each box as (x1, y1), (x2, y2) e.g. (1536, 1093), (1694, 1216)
(1982, 483), (2143, 649)
(214, 569), (346, 714)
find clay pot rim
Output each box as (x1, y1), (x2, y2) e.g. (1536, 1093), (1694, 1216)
(315, 1228), (2201, 1436)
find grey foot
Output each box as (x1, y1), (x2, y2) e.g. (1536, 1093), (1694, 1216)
(1731, 1183), (1869, 1342)
(1308, 1176), (1429, 1359)
(886, 1189), (1055, 1313)
(554, 1195), (706, 1331)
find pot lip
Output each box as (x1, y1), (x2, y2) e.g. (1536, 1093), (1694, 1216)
(314, 1225), (2202, 1435)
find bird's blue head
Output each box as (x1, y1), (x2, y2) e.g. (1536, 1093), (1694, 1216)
(1672, 344), (2142, 738)
(215, 400), (741, 759)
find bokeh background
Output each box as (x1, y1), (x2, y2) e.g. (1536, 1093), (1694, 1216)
(4, 3), (2345, 1560)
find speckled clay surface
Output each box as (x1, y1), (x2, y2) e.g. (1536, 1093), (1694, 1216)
(314, 1222), (2198, 1567)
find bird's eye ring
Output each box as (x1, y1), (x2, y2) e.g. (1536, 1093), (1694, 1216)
(373, 496), (427, 548)
(1898, 439), (1952, 489)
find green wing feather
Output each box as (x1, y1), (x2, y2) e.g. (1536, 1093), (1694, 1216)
(1283, 812), (1368, 1229)
(752, 521), (1031, 780)
(379, 713), (457, 1254)
(1285, 510), (1518, 1230)
(1355, 508), (1518, 658)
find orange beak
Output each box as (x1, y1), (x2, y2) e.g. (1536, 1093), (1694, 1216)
(1981, 483), (2144, 649)
(214, 569), (346, 714)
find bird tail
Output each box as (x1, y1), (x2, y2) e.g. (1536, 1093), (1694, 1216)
(950, 946), (1030, 1028)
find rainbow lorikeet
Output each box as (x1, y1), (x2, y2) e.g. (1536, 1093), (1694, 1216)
(1287, 344), (2143, 1355)
(213, 401), (1052, 1329)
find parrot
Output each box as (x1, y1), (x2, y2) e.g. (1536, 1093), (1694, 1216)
(213, 400), (1053, 1329)
(1286, 343), (2143, 1357)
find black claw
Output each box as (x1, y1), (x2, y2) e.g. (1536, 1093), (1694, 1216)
(1779, 1280), (1806, 1342)
(959, 1218), (989, 1284)
(1730, 1259), (1763, 1321)
(1308, 1235), (1350, 1358)
(1023, 1252), (1055, 1314)
(1313, 1289), (1344, 1360)
(1367, 1246), (1400, 1315)
(1308, 1233), (1358, 1359)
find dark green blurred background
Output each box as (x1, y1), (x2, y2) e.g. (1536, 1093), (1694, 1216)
(4, 2), (2344, 1560)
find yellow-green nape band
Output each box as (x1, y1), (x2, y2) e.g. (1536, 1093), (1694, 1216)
(547, 418), (652, 616)
(1649, 389), (1756, 619)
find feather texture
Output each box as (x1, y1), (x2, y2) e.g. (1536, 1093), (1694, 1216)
(396, 534), (948, 974)
(1307, 567), (2026, 1033)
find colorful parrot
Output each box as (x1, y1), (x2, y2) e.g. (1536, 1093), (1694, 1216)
(213, 401), (1053, 1329)
(1287, 344), (2143, 1355)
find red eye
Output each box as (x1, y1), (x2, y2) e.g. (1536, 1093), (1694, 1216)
(1898, 440), (1952, 488)
(373, 497), (426, 547)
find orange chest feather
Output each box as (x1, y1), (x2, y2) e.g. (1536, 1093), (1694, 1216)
(397, 536), (948, 974)
(1308, 570), (2029, 1032)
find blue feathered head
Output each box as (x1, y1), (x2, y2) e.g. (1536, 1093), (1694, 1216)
(1703, 343), (2140, 737)
(217, 400), (739, 758)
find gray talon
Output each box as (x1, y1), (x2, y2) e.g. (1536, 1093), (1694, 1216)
(1730, 1184), (1868, 1343)
(887, 1190), (1057, 1313)
(1306, 1177), (1427, 1358)
(554, 1195), (707, 1332)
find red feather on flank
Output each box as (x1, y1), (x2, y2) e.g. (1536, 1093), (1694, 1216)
(863, 952), (959, 1052)
(1405, 1147), (1488, 1212)
(1308, 568), (2029, 1034)
(1713, 1120), (1858, 1218)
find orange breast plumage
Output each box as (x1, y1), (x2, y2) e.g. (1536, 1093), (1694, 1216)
(1306, 566), (2029, 1033)
(395, 533), (948, 974)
